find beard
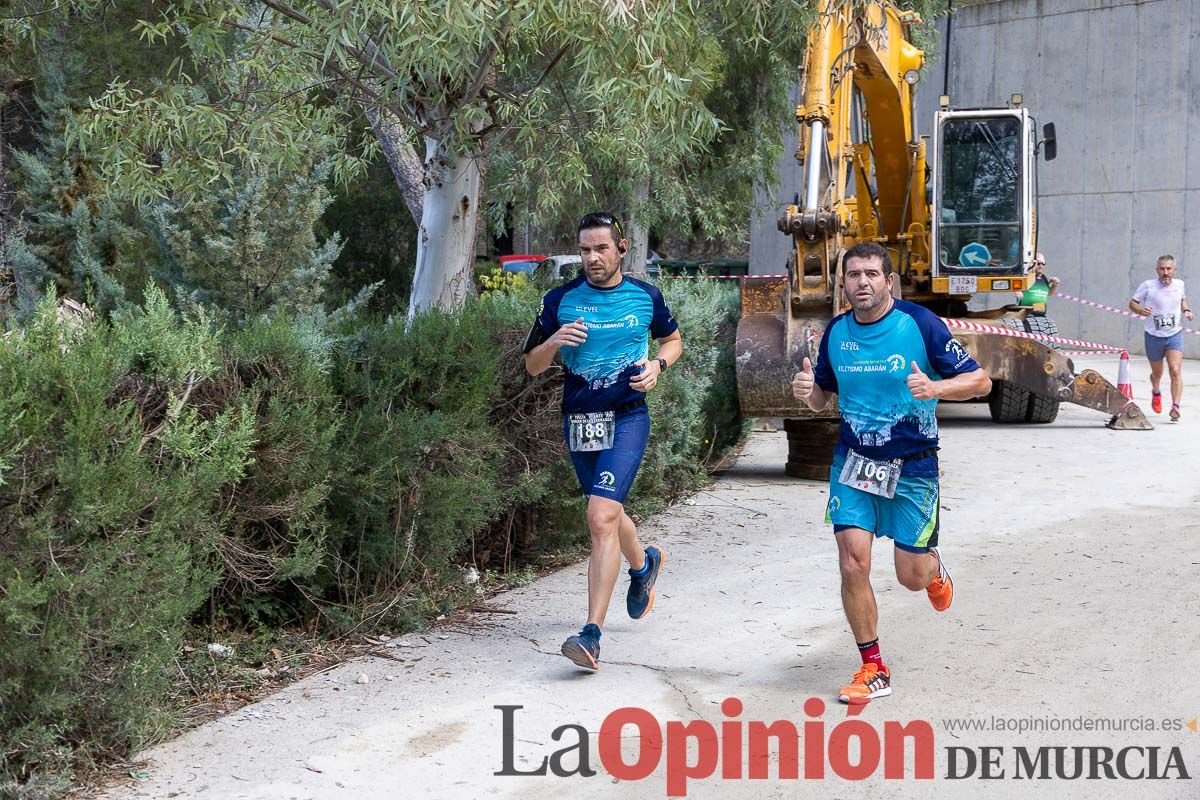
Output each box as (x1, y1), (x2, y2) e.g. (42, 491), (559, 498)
(848, 286), (889, 314)
(586, 261), (621, 285)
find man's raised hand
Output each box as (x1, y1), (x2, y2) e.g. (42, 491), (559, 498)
(792, 357), (815, 402)
(549, 317), (588, 347)
(907, 361), (938, 401)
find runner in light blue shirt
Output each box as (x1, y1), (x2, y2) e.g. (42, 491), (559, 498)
(791, 242), (991, 706)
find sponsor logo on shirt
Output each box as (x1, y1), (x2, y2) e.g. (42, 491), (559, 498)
(945, 338), (972, 368)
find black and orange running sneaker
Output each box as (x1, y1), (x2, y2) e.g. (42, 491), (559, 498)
(1170, 403), (1181, 422)
(1152, 391), (1163, 414)
(926, 546), (954, 612)
(838, 663), (892, 704)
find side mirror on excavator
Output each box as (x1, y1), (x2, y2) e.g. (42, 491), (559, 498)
(1041, 122), (1057, 161)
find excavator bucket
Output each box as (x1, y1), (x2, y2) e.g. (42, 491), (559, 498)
(953, 332), (1152, 430)
(735, 276), (810, 417)
(736, 275), (845, 479)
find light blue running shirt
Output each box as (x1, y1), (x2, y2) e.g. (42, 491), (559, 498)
(813, 299), (980, 476)
(524, 275), (678, 413)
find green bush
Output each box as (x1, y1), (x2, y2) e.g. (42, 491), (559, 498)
(635, 279), (744, 515)
(0, 288), (254, 785)
(0, 279), (743, 792)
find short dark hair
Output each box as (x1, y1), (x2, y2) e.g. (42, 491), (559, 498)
(842, 242), (893, 276)
(577, 211), (624, 245)
(1158, 254), (1176, 265)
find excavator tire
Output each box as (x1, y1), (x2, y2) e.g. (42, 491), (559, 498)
(985, 316), (1061, 423)
(1023, 317), (1060, 423)
(988, 380), (1030, 423)
(987, 318), (1033, 422)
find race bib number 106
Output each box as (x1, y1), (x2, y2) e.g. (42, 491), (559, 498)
(838, 451), (902, 499)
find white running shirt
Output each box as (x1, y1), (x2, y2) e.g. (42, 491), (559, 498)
(1134, 278), (1187, 337)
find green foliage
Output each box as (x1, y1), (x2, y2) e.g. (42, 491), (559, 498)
(483, 2), (814, 250)
(320, 155), (418, 314)
(210, 314), (342, 616)
(6, 1), (807, 283)
(324, 303), (517, 608)
(477, 267), (528, 298)
(0, 288), (255, 786)
(634, 280), (746, 514)
(146, 160), (347, 321)
(10, 56), (145, 314)
(0, 275), (743, 792)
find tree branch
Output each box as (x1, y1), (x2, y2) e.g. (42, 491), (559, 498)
(362, 99), (424, 225)
(222, 17), (420, 130)
(486, 42), (571, 151)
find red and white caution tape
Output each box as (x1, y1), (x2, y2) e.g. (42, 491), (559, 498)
(1055, 292), (1200, 336)
(941, 317), (1127, 354)
(1054, 292), (1143, 321)
(667, 274), (787, 280)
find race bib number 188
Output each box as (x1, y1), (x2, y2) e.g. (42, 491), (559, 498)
(568, 411), (615, 452)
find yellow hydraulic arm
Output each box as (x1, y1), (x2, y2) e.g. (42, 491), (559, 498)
(777, 0), (928, 311)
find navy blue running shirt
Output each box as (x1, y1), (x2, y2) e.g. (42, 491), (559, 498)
(813, 300), (980, 472)
(524, 275), (678, 413)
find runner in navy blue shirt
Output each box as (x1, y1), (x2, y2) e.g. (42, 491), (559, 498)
(792, 242), (991, 704)
(524, 212), (683, 671)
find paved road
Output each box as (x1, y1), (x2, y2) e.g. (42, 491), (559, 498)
(104, 356), (1200, 800)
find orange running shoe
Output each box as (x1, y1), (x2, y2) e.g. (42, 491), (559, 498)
(1152, 392), (1163, 414)
(838, 663), (892, 704)
(926, 546), (954, 612)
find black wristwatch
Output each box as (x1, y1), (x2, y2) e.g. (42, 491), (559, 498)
(656, 357), (668, 372)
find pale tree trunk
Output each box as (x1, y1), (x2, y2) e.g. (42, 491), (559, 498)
(362, 101), (424, 225)
(406, 136), (483, 324)
(624, 177), (651, 278)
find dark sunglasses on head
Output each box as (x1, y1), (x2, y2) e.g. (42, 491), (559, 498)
(578, 212), (624, 240)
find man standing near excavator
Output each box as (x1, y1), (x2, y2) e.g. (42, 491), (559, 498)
(791, 242), (992, 704)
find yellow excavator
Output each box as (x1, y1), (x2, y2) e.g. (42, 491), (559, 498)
(736, 0), (1150, 478)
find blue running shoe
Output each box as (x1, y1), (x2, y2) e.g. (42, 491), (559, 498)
(561, 624), (601, 671)
(626, 545), (667, 619)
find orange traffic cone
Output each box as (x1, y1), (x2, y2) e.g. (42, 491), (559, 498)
(1117, 349), (1133, 400)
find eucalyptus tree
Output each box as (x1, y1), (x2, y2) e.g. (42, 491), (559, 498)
(9, 1), (757, 321)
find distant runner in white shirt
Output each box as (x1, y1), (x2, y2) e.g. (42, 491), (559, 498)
(1129, 255), (1194, 421)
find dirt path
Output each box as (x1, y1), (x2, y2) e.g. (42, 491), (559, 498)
(102, 355), (1200, 799)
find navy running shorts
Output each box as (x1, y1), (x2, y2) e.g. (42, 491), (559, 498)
(563, 404), (650, 504)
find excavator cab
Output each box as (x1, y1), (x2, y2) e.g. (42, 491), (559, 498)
(930, 107), (1039, 298)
